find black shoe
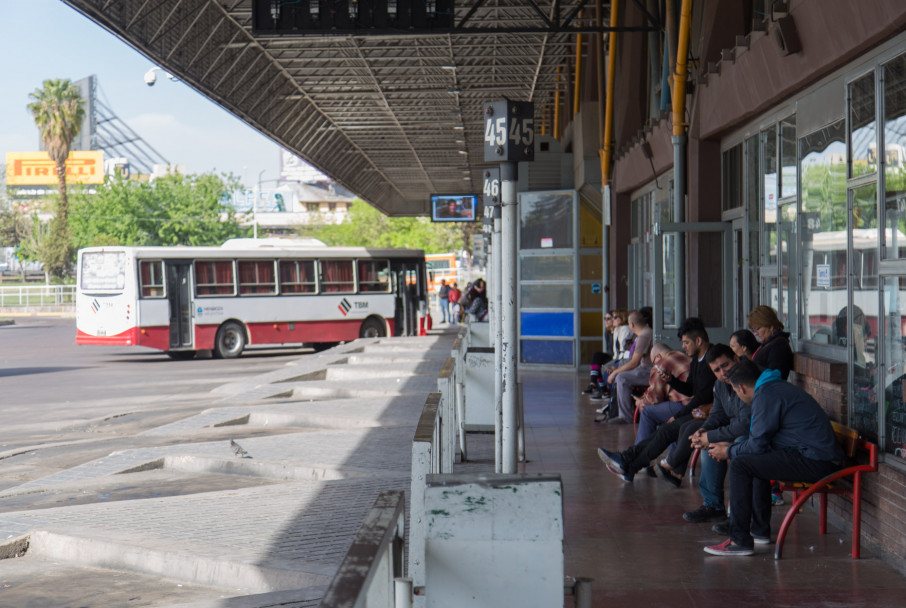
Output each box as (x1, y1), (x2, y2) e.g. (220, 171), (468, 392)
(645, 465), (657, 478)
(581, 382), (597, 395)
(589, 389), (603, 401)
(657, 463), (682, 488)
(684, 505), (727, 523)
(712, 521), (730, 535)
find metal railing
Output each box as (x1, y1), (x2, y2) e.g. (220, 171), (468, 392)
(0, 285), (76, 307)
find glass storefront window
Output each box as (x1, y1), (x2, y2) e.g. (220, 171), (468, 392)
(779, 202), (798, 330)
(780, 117), (798, 198)
(520, 192), (573, 249)
(799, 120), (847, 344)
(850, 184), (879, 440)
(883, 53), (906, 259)
(849, 73), (877, 178)
(762, 126), (779, 266)
(722, 143), (743, 211)
(883, 275), (906, 457)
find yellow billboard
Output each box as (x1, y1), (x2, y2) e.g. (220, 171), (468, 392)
(6, 151), (104, 185)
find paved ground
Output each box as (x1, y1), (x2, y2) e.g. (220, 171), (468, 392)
(0, 330), (457, 608)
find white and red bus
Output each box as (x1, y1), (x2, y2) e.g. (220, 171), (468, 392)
(76, 243), (427, 359)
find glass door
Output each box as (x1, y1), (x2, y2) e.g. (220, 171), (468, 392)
(654, 222), (732, 345)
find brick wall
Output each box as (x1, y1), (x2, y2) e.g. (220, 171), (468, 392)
(793, 352), (906, 565)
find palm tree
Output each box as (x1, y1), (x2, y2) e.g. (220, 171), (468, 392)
(27, 79), (85, 278)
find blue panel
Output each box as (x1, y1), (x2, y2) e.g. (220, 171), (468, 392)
(521, 311), (574, 337)
(521, 340), (574, 365)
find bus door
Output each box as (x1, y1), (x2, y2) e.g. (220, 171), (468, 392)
(166, 261), (194, 349)
(391, 260), (421, 336)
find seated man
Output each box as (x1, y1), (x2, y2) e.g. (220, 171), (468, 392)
(596, 328), (716, 482)
(632, 325), (714, 439)
(600, 342), (691, 430)
(703, 357), (843, 556)
(668, 344), (751, 522)
(604, 310), (653, 424)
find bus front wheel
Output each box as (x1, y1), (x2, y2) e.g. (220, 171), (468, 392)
(359, 317), (386, 339)
(214, 322), (246, 359)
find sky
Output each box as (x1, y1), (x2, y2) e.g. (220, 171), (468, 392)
(0, 0), (289, 190)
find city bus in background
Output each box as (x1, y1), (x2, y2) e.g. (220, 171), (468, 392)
(425, 252), (458, 292)
(76, 241), (427, 359)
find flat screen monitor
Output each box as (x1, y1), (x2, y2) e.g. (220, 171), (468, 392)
(431, 194), (477, 222)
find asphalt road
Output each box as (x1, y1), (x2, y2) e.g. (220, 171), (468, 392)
(0, 316), (314, 489)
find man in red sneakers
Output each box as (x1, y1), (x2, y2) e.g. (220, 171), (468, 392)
(703, 358), (842, 556)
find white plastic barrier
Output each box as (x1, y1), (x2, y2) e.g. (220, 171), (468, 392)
(321, 490), (407, 608)
(423, 473), (565, 607)
(458, 346), (495, 461)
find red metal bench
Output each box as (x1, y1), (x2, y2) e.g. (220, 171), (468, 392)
(774, 421), (879, 559)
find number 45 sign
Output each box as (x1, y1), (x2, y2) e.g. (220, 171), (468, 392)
(483, 99), (535, 163)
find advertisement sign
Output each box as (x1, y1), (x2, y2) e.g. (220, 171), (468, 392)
(6, 151), (104, 185)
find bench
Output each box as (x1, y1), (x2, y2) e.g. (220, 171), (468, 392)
(774, 421), (879, 559)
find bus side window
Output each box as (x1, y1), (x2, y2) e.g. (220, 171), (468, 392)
(357, 259), (390, 292)
(278, 260), (317, 293)
(238, 260), (277, 295)
(195, 260), (235, 296)
(139, 260), (165, 298)
(320, 260), (355, 293)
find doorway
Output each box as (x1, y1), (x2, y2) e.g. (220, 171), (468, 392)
(166, 261), (193, 350)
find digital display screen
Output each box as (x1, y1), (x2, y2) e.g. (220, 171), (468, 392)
(431, 195), (478, 222)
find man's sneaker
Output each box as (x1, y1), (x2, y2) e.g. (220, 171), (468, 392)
(606, 416), (629, 425)
(581, 382), (597, 395)
(589, 390), (603, 401)
(712, 521), (730, 536)
(771, 493), (785, 506)
(597, 448), (625, 474)
(595, 402), (611, 415)
(704, 538), (754, 556)
(753, 535), (772, 545)
(683, 505), (727, 523)
(644, 465), (657, 478)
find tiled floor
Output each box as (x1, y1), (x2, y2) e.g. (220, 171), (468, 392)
(496, 371), (906, 608)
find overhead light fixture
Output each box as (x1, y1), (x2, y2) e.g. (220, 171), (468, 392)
(458, 150), (468, 155)
(453, 125), (465, 130)
(441, 63), (457, 70)
(447, 88), (461, 95)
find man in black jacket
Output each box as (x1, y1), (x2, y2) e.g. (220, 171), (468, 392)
(704, 358), (843, 556)
(597, 326), (716, 482)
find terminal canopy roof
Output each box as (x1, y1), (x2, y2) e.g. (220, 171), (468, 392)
(62, 0), (628, 216)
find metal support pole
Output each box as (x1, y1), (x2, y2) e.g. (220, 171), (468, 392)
(501, 161), (518, 473)
(492, 206), (504, 472)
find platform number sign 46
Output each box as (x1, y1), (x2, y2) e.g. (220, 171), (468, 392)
(483, 167), (500, 206)
(483, 100), (535, 163)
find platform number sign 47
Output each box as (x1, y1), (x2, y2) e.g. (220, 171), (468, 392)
(483, 100), (535, 163)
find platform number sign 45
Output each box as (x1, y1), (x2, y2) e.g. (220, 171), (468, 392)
(483, 100), (535, 163)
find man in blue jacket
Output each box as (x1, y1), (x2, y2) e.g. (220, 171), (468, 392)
(703, 357), (843, 556)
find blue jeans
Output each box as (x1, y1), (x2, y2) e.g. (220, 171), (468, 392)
(438, 297), (448, 322)
(699, 435), (747, 509)
(635, 401), (684, 445)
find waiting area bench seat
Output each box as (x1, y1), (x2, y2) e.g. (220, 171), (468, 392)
(774, 421), (879, 559)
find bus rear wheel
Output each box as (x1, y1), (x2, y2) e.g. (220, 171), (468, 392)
(214, 322), (246, 359)
(359, 317), (386, 339)
(167, 350), (196, 360)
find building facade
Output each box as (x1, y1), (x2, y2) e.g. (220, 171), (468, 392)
(582, 0), (906, 562)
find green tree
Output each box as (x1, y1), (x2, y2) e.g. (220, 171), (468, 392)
(300, 201), (464, 253)
(27, 79), (85, 278)
(70, 172), (250, 248)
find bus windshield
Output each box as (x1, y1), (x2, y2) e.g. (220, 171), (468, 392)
(80, 251), (127, 291)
